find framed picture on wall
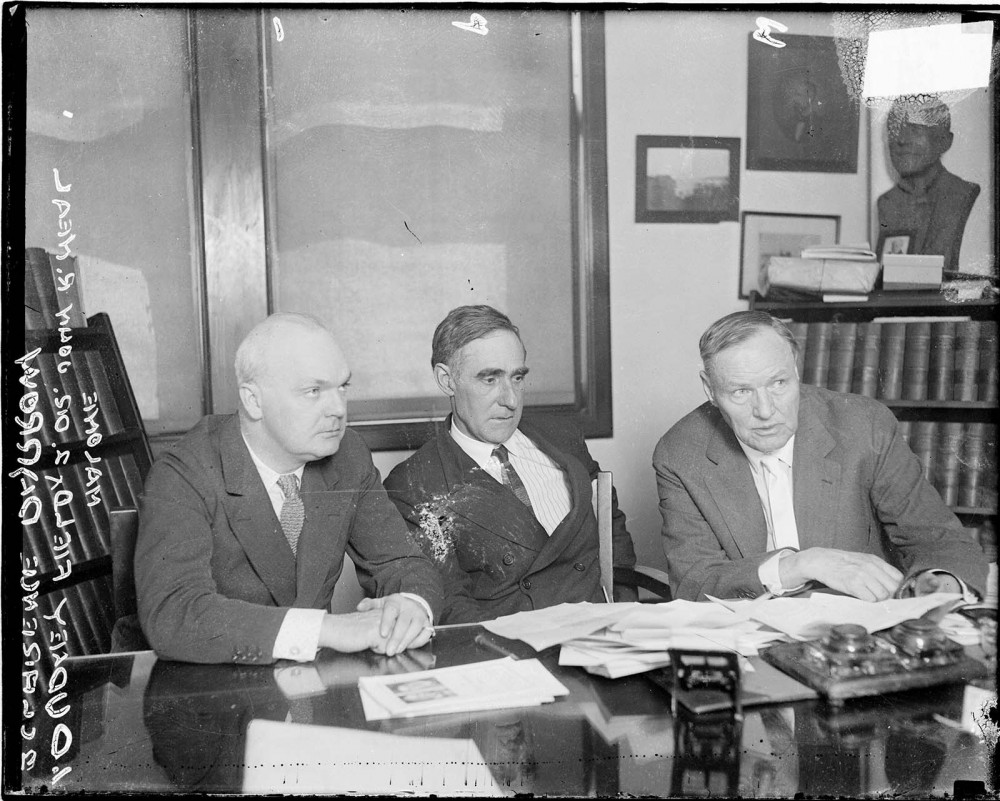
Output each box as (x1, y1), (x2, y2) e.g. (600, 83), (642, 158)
(635, 135), (741, 223)
(746, 33), (859, 173)
(739, 211), (840, 298)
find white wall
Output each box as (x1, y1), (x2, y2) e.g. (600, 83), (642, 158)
(370, 10), (874, 578)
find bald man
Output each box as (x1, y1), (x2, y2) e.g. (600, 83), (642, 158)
(132, 313), (443, 664)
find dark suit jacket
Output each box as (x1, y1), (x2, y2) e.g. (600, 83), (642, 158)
(384, 415), (636, 623)
(653, 385), (987, 601)
(134, 414), (443, 664)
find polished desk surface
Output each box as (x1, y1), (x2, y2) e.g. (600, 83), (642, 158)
(24, 628), (994, 796)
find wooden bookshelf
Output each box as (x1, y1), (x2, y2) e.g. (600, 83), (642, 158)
(21, 312), (152, 661)
(750, 292), (998, 521)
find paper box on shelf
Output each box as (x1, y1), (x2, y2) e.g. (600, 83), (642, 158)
(882, 254), (944, 290)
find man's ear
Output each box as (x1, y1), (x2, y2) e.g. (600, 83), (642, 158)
(700, 370), (716, 406)
(433, 363), (456, 397)
(932, 128), (954, 158)
(239, 381), (264, 421)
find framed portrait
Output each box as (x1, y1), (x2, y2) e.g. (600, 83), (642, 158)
(739, 211), (841, 298)
(746, 33), (859, 173)
(876, 231), (915, 261)
(635, 135), (740, 223)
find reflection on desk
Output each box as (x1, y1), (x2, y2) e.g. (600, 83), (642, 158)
(21, 629), (994, 796)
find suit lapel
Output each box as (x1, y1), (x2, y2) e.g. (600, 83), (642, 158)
(436, 426), (547, 552)
(703, 419), (768, 557)
(295, 459), (346, 608)
(221, 419), (297, 607)
(792, 397), (840, 551)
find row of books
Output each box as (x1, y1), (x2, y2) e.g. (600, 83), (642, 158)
(23, 459), (144, 577)
(24, 574), (116, 699)
(898, 421), (997, 510)
(789, 319), (999, 402)
(25, 247), (88, 329)
(31, 347), (126, 446)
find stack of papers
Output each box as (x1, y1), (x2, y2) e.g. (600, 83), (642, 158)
(801, 244), (877, 261)
(358, 657), (569, 721)
(557, 601), (785, 678)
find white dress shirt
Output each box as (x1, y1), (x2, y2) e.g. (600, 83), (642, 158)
(737, 436), (804, 595)
(449, 423), (572, 535)
(243, 437), (432, 662)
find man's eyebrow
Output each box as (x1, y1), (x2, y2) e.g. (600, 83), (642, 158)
(513, 367), (530, 377)
(475, 368), (505, 380)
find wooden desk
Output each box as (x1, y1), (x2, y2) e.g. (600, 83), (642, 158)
(20, 628), (993, 796)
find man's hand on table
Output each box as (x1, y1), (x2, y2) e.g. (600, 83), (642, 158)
(355, 594), (433, 655)
(778, 547), (904, 601)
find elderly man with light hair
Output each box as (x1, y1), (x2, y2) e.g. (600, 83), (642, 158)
(131, 312), (443, 664)
(653, 310), (986, 602)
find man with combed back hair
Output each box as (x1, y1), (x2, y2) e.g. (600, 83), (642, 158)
(653, 310), (986, 602)
(385, 304), (636, 623)
(131, 312), (443, 664)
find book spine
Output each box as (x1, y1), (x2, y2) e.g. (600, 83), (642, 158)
(83, 349), (125, 435)
(70, 461), (112, 557)
(958, 422), (985, 509)
(933, 421), (964, 507)
(952, 320), (981, 402)
(910, 421), (937, 484)
(901, 321), (931, 401)
(878, 322), (907, 400)
(788, 322), (808, 380)
(119, 454), (145, 505)
(927, 320), (956, 401)
(897, 420), (912, 446)
(103, 457), (133, 509)
(24, 249), (46, 329)
(852, 322), (882, 398)
(828, 322), (857, 393)
(58, 465), (102, 563)
(978, 321), (998, 403)
(26, 248), (60, 328)
(51, 352), (89, 443)
(803, 322), (831, 388)
(30, 478), (60, 576)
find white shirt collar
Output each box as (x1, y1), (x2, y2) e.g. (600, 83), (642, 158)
(738, 435), (796, 474)
(242, 433), (305, 487)
(449, 419), (524, 468)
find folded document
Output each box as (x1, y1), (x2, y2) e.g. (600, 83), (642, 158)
(358, 657), (569, 721)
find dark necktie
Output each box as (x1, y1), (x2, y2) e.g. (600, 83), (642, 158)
(493, 445), (533, 511)
(277, 473), (304, 555)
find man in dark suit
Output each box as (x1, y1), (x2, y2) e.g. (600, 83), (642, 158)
(384, 305), (636, 623)
(876, 96), (980, 272)
(134, 313), (443, 664)
(653, 311), (987, 602)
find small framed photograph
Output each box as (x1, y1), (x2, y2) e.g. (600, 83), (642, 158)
(746, 33), (859, 173)
(739, 211), (841, 298)
(876, 232), (914, 261)
(635, 135), (740, 223)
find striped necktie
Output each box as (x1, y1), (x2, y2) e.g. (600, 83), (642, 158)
(277, 473), (304, 556)
(493, 445), (534, 512)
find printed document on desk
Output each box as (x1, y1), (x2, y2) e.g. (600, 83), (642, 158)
(481, 601), (640, 650)
(358, 657), (569, 721)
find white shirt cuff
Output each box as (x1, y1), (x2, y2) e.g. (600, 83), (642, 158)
(398, 592), (434, 625)
(922, 569), (979, 604)
(272, 608), (326, 662)
(758, 550), (807, 596)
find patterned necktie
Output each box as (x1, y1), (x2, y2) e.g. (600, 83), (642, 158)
(277, 473), (304, 556)
(761, 456), (798, 551)
(493, 445), (534, 512)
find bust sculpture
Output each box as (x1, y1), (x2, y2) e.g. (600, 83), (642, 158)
(876, 97), (980, 273)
